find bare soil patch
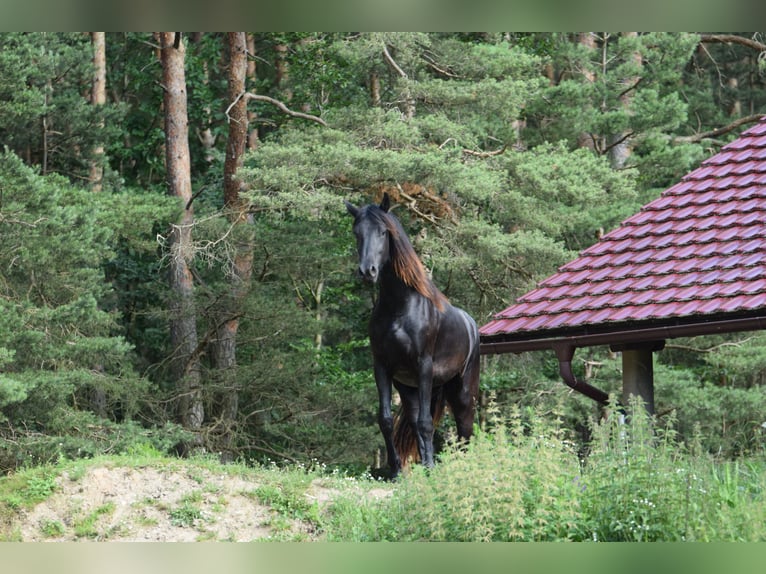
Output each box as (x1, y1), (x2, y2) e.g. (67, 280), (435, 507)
(12, 462), (393, 542)
(18, 465), (287, 541)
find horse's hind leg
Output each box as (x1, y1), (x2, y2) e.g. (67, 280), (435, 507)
(395, 379), (436, 468)
(393, 382), (420, 467)
(445, 379), (474, 441)
(446, 358), (480, 442)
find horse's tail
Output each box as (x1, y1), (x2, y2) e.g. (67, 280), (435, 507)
(393, 386), (448, 469)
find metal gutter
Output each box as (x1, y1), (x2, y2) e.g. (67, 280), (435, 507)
(552, 343), (609, 404)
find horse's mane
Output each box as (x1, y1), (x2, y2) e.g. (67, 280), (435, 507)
(376, 208), (449, 312)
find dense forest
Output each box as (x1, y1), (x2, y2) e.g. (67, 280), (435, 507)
(1, 32), (765, 474)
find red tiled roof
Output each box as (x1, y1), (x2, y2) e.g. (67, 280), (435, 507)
(480, 117), (766, 342)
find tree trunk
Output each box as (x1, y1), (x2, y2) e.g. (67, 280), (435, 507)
(224, 32), (249, 211)
(274, 42), (292, 101)
(246, 33), (259, 150)
(189, 34), (217, 164)
(727, 76), (741, 117)
(88, 32), (108, 417)
(608, 32), (641, 169)
(369, 71), (381, 106)
(89, 32), (106, 191)
(42, 81), (50, 175)
(160, 32), (204, 444)
(575, 32), (597, 152)
(212, 31), (256, 460)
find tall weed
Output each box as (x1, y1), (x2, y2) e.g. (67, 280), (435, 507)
(325, 404), (584, 541)
(579, 399), (766, 541)
(579, 402), (701, 541)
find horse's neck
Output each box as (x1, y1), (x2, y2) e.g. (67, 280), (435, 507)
(377, 264), (430, 311)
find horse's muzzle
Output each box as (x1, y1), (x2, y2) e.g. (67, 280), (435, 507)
(359, 265), (379, 283)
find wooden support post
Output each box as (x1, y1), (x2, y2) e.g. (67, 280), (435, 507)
(622, 348), (654, 415)
(611, 341), (664, 415)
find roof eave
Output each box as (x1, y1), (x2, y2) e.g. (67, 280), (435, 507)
(480, 313), (766, 355)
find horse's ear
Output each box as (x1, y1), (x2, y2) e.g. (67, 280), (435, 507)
(344, 200), (359, 218)
(380, 193), (391, 212)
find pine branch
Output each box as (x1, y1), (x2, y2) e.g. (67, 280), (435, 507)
(601, 131), (635, 155)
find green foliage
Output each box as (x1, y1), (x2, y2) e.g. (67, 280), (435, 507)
(0, 151), (183, 469)
(324, 405), (583, 541)
(0, 464), (59, 536)
(73, 502), (116, 539)
(704, 333), (766, 387)
(655, 363), (766, 457)
(491, 142), (638, 250)
(169, 497), (204, 528)
(0, 33), (125, 181)
(580, 404), (698, 541)
(581, 401), (766, 541)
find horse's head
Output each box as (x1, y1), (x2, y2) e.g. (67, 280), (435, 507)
(345, 194), (392, 283)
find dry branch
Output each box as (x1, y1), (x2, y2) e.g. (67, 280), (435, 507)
(700, 34), (766, 52)
(226, 91), (327, 127)
(673, 114), (763, 144)
(382, 43), (408, 78)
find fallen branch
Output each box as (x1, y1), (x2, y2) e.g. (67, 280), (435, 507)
(396, 183), (441, 225)
(420, 51), (460, 78)
(462, 145), (507, 158)
(382, 43), (416, 119)
(665, 335), (759, 354)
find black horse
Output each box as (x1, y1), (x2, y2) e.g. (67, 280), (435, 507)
(345, 193), (480, 477)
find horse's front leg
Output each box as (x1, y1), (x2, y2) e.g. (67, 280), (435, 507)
(374, 361), (401, 477)
(416, 356), (435, 468)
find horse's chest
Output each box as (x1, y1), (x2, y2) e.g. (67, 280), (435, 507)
(371, 316), (419, 356)
(371, 315), (451, 386)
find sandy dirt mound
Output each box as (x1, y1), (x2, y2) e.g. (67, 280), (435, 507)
(18, 465), (287, 541)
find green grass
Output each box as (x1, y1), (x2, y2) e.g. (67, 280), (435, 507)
(39, 519), (66, 538)
(169, 502), (203, 527)
(73, 502), (116, 539)
(0, 465), (59, 539)
(168, 491), (206, 527)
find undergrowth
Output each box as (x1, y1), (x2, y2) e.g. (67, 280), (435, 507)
(2, 404), (765, 542)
